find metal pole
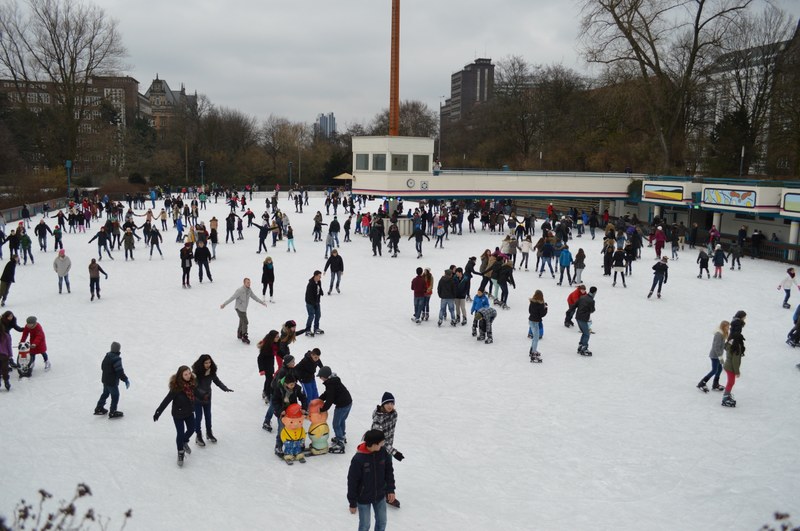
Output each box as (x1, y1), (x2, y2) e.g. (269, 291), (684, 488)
(200, 161), (205, 188)
(739, 145), (745, 178)
(65, 160), (72, 199)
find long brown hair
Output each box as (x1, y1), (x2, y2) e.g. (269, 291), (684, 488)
(530, 290), (545, 303)
(718, 320), (730, 340)
(168, 365), (196, 391)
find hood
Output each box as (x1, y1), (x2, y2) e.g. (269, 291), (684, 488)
(356, 442), (371, 454)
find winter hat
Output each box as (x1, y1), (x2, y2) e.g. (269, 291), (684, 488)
(381, 392), (395, 406)
(26, 316), (37, 326)
(657, 226), (663, 230)
(285, 320), (296, 328)
(58, 249), (65, 256)
(283, 354), (295, 365)
(715, 244), (721, 250)
(317, 366), (332, 379)
(110, 341), (121, 353)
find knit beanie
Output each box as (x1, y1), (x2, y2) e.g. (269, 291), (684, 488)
(381, 392), (395, 406)
(317, 366), (332, 379)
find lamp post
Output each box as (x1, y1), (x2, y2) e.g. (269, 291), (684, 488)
(65, 160), (72, 199)
(438, 95), (446, 162)
(200, 160), (205, 189)
(738, 145), (745, 178)
(288, 161), (293, 188)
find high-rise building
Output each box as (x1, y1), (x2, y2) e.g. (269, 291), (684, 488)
(441, 58), (494, 123)
(315, 112), (337, 138)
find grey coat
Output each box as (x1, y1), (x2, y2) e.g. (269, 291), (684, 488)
(222, 286), (264, 312)
(709, 331), (725, 359)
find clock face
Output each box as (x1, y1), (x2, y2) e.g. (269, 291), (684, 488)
(406, 179), (415, 188)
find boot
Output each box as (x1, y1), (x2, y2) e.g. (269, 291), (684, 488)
(207, 429), (217, 443)
(237, 329), (242, 339)
(178, 450), (185, 467)
(696, 380), (709, 393)
(241, 333), (250, 344)
(4, 380), (9, 391)
(712, 381), (724, 391)
(196, 432), (206, 447)
(183, 443), (192, 454)
(94, 407), (108, 415)
(108, 411), (124, 419)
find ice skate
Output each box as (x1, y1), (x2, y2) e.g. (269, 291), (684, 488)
(721, 395), (736, 407)
(207, 430), (217, 443)
(108, 411), (123, 419)
(94, 407), (108, 415)
(477, 334), (485, 341)
(262, 421), (273, 432)
(484, 337), (493, 344)
(647, 291), (653, 298)
(712, 384), (725, 392)
(196, 433), (206, 447)
(696, 381), (709, 393)
(783, 302), (791, 309)
(177, 450), (185, 467)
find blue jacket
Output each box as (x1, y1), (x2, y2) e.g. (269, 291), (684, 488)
(559, 249), (574, 268)
(470, 294), (489, 314)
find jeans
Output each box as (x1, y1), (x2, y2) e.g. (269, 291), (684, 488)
(332, 403), (351, 440)
(577, 320), (590, 348)
(650, 276), (664, 294)
(702, 358), (723, 384)
(96, 384), (120, 412)
(58, 275), (71, 292)
(529, 321), (540, 353)
(438, 299), (455, 321)
(305, 303), (321, 331)
(784, 289), (791, 305)
(173, 416), (195, 452)
(357, 498), (387, 531)
(194, 402), (212, 433)
(413, 297), (425, 319)
(329, 271), (342, 291)
(539, 257), (554, 275)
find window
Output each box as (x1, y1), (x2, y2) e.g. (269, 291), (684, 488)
(391, 154), (408, 171)
(27, 92), (37, 103)
(413, 155), (429, 172)
(355, 154), (369, 171)
(372, 154), (386, 171)
(38, 93), (50, 104)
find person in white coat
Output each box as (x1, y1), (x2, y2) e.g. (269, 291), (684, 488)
(52, 249), (72, 294)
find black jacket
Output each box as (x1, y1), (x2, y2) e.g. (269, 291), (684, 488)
(305, 278), (323, 305)
(496, 264), (516, 287)
(194, 245), (211, 263)
(270, 382), (308, 417)
(319, 375), (352, 411)
(100, 351), (128, 386)
(0, 260), (17, 283)
(453, 275), (469, 299)
(437, 274), (456, 299)
(528, 301), (548, 322)
(347, 446), (396, 507)
(573, 294), (596, 322)
(294, 351), (323, 383)
(652, 261), (669, 281)
(324, 254), (344, 273)
(155, 388), (194, 420)
(195, 372), (230, 404)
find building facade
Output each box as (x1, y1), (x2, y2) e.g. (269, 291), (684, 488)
(441, 58), (494, 123)
(315, 112), (337, 138)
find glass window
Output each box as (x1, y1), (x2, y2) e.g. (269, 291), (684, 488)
(391, 154), (408, 171)
(372, 154), (386, 171)
(355, 153), (369, 171)
(413, 155), (429, 172)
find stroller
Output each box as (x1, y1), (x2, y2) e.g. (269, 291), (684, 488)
(16, 341), (34, 378)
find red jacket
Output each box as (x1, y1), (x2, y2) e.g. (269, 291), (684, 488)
(411, 275), (427, 297)
(21, 323), (47, 354)
(566, 288), (584, 307)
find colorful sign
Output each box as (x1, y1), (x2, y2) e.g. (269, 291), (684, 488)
(784, 192), (800, 214)
(703, 188), (755, 208)
(643, 183), (684, 202)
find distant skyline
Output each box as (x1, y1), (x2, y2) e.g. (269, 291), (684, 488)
(104, 0), (800, 128)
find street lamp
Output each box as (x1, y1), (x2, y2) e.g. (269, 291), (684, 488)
(288, 161), (293, 188)
(200, 160), (205, 189)
(438, 95), (446, 162)
(65, 160), (72, 199)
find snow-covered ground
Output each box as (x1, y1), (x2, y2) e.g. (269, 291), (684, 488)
(0, 193), (798, 531)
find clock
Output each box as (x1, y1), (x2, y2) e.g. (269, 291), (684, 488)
(406, 179), (415, 188)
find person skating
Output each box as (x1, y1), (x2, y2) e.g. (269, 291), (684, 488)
(324, 249), (344, 295)
(411, 267), (426, 323)
(558, 244), (574, 286)
(453, 268), (469, 325)
(149, 226), (164, 259)
(564, 284), (586, 327)
(220, 278), (267, 344)
(88, 227), (114, 260)
(0, 320), (13, 391)
(371, 393), (404, 508)
(88, 258), (108, 301)
(496, 259), (516, 309)
(318, 365), (353, 453)
(270, 374), (308, 456)
(261, 256), (275, 301)
(299, 270), (324, 337)
(191, 354), (233, 446)
(194, 240), (213, 283)
(20, 315), (49, 370)
(778, 268), (799, 309)
(121, 228), (136, 261)
(19, 229), (33, 265)
(611, 246), (627, 287)
(572, 286), (597, 356)
(696, 321), (729, 393)
(528, 290), (547, 362)
(473, 305), (497, 344)
(648, 257), (669, 299)
(295, 348), (323, 401)
(712, 244), (727, 278)
(153, 365), (197, 467)
(722, 311), (747, 407)
(257, 330), (280, 404)
(347, 429), (397, 529)
(696, 249), (710, 279)
(51, 249), (71, 294)
(94, 341), (129, 418)
(179, 241), (193, 288)
(33, 219), (52, 252)
(437, 269), (456, 326)
(408, 225), (430, 259)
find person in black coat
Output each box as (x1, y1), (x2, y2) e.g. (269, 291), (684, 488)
(347, 429), (396, 528)
(94, 341), (129, 417)
(572, 286), (597, 355)
(318, 366), (353, 446)
(179, 242), (193, 288)
(437, 270), (456, 326)
(648, 256), (669, 298)
(193, 241), (212, 283)
(0, 255), (20, 307)
(153, 365), (197, 467)
(464, 256), (477, 301)
(300, 271), (324, 336)
(324, 249), (344, 295)
(191, 354), (232, 446)
(294, 348), (323, 400)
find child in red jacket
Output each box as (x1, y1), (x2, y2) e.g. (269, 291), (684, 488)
(20, 315), (48, 370)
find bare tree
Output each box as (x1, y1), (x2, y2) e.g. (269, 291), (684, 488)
(579, 0), (754, 172)
(0, 0), (126, 167)
(368, 100), (438, 137)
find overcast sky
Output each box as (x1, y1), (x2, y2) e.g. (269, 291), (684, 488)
(103, 0), (800, 129)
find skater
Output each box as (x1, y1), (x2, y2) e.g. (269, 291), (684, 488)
(194, 241), (213, 283)
(295, 348), (323, 401)
(722, 311), (747, 407)
(121, 228), (135, 261)
(179, 241), (193, 288)
(0, 323), (11, 391)
(727, 241), (743, 270)
(261, 256), (275, 301)
(696, 321), (729, 393)
(411, 267), (426, 323)
(220, 278), (267, 344)
(611, 246), (626, 287)
(191, 354), (233, 446)
(149, 226), (164, 259)
(473, 305), (497, 344)
(496, 259), (516, 309)
(528, 290), (547, 362)
(33, 219), (52, 252)
(88, 227), (114, 260)
(778, 268), (799, 308)
(299, 270), (324, 337)
(88, 258), (108, 301)
(712, 244), (726, 278)
(572, 286), (597, 355)
(257, 329), (280, 403)
(347, 429), (397, 530)
(153, 365), (197, 467)
(564, 284), (586, 327)
(408, 225), (430, 259)
(371, 392), (404, 508)
(20, 316), (49, 370)
(437, 269), (456, 326)
(453, 268), (469, 326)
(696, 249), (710, 279)
(324, 249), (344, 295)
(558, 245), (574, 286)
(648, 257), (669, 299)
(318, 365), (353, 452)
(52, 249), (71, 294)
(573, 248), (586, 284)
(94, 341), (129, 418)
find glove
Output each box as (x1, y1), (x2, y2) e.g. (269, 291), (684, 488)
(259, 371), (265, 376)
(225, 388), (234, 392)
(153, 413), (159, 422)
(125, 380), (130, 389)
(104, 274), (109, 279)
(393, 450), (405, 461)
